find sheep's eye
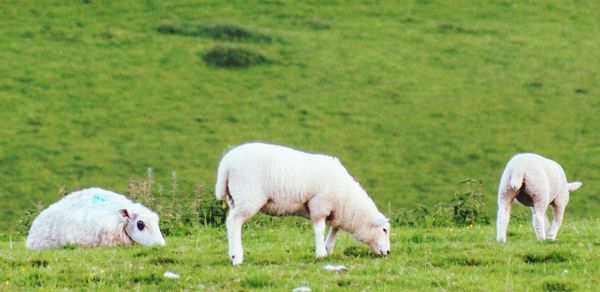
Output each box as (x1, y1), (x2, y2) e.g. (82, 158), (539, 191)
(137, 221), (145, 231)
(383, 228), (388, 234)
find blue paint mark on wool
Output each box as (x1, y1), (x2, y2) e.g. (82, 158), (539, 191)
(78, 194), (125, 213)
(92, 194), (106, 203)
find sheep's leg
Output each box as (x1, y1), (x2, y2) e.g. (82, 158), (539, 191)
(545, 213), (551, 235)
(226, 205), (260, 265)
(547, 203), (565, 240)
(307, 195), (333, 258)
(312, 218), (327, 258)
(496, 193), (514, 243)
(226, 207), (245, 265)
(325, 227), (339, 255)
(531, 203), (548, 240)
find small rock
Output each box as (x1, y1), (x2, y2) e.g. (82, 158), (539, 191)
(292, 286), (311, 292)
(164, 271), (180, 279)
(322, 264), (347, 272)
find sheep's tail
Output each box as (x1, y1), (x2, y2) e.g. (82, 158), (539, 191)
(214, 158), (229, 201)
(508, 166), (525, 190)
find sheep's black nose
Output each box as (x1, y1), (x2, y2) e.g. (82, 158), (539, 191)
(387, 250), (390, 255)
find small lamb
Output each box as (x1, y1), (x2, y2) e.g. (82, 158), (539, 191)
(215, 142), (391, 265)
(26, 187), (166, 249)
(496, 153), (582, 243)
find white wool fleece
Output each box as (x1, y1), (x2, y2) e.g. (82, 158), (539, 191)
(215, 142), (390, 265)
(26, 187), (166, 249)
(496, 153), (582, 243)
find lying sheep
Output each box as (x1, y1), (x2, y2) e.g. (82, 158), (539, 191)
(26, 187), (166, 249)
(215, 142), (391, 265)
(496, 153), (582, 243)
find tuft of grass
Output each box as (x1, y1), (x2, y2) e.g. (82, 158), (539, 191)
(131, 274), (162, 285)
(29, 259), (49, 268)
(148, 257), (176, 265)
(526, 81), (544, 88)
(436, 22), (494, 35)
(522, 251), (572, 264)
(543, 281), (575, 292)
(202, 45), (271, 68)
(343, 245), (375, 257)
(241, 276), (272, 289)
(302, 19), (330, 30)
(156, 20), (179, 35)
(23, 272), (48, 287)
(61, 244), (78, 250)
(445, 257), (483, 266)
(201, 23), (273, 42)
(156, 20), (274, 42)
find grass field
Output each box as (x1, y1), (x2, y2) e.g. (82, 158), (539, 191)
(1, 1), (599, 290)
(2, 218), (599, 290)
(1, 1), (599, 228)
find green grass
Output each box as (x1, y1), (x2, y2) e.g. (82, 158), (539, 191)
(1, 1), (600, 288)
(2, 218), (599, 290)
(1, 1), (600, 228)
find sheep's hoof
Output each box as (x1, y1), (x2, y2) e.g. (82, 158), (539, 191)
(231, 255), (243, 265)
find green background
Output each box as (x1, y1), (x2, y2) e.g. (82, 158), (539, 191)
(1, 0), (599, 230)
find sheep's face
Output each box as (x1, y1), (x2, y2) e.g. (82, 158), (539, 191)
(120, 209), (166, 246)
(356, 213), (391, 256)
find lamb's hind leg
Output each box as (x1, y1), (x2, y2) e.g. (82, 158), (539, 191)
(325, 227), (339, 255)
(496, 189), (515, 243)
(226, 203), (262, 265)
(531, 201), (549, 240)
(547, 202), (566, 240)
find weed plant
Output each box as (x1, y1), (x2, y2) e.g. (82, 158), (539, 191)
(16, 169), (227, 237)
(393, 178), (490, 227)
(127, 168), (226, 236)
(17, 173), (492, 237)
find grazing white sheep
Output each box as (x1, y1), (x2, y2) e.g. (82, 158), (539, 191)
(496, 153), (582, 243)
(215, 142), (391, 265)
(26, 187), (166, 249)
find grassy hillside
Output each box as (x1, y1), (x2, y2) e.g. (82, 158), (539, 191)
(1, 1), (600, 229)
(2, 220), (599, 290)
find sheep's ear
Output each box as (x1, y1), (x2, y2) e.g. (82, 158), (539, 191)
(119, 209), (130, 219)
(567, 182), (582, 192)
(373, 214), (389, 226)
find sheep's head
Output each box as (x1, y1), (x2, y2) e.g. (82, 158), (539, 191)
(354, 212), (390, 256)
(119, 208), (166, 246)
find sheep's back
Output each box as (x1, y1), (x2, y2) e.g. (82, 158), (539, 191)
(26, 188), (132, 248)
